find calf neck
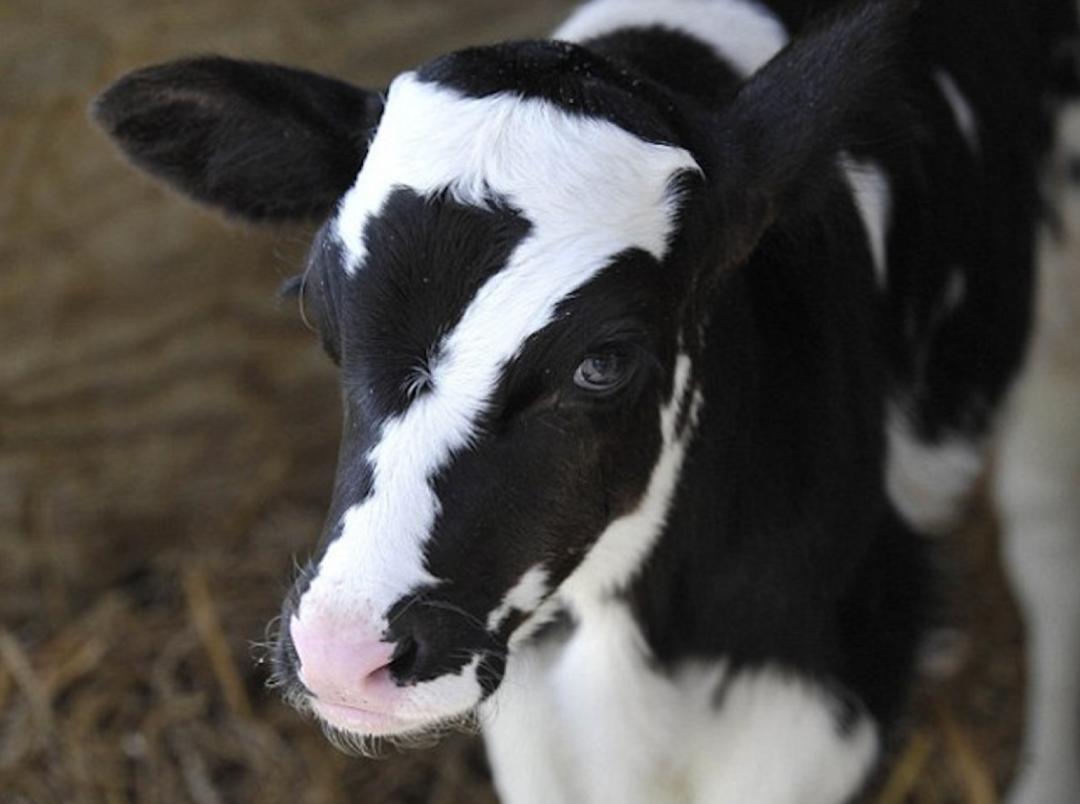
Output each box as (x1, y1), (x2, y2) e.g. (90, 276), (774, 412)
(92, 0), (1080, 801)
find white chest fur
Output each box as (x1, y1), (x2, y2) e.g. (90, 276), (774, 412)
(482, 601), (880, 804)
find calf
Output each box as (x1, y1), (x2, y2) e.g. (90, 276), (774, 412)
(93, 0), (1080, 801)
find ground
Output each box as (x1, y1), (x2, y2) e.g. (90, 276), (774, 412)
(0, 1), (1026, 801)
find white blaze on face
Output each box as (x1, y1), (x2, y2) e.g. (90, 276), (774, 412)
(487, 566), (551, 632)
(295, 73), (699, 636)
(561, 352), (703, 607)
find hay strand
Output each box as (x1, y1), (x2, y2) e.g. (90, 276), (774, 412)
(875, 730), (936, 804)
(182, 563), (253, 720)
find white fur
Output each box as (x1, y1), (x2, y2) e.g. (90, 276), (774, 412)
(840, 153), (892, 286)
(997, 370), (1080, 804)
(687, 668), (879, 803)
(556, 0), (788, 77)
(484, 603), (879, 804)
(482, 634), (580, 804)
(386, 654), (484, 723)
(301, 652), (485, 742)
(486, 349), (876, 802)
(336, 74), (697, 271)
(485, 351), (711, 802)
(885, 406), (985, 533)
(561, 3), (895, 297)
(488, 566), (550, 632)
(560, 353), (702, 606)
(934, 69), (980, 153)
(301, 75), (697, 638)
(997, 100), (1080, 804)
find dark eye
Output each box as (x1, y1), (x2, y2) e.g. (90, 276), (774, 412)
(573, 353), (630, 394)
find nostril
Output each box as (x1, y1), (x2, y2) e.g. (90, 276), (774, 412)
(388, 635), (421, 681)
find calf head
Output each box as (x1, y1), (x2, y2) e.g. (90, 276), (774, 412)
(93, 1), (908, 745)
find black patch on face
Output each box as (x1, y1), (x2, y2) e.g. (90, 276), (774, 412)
(274, 189), (541, 692)
(274, 188), (533, 675)
(320, 247), (681, 694)
(382, 589), (505, 688)
(304, 188), (532, 421)
(581, 27), (743, 109)
(393, 250), (676, 684)
(290, 230), (348, 365)
(349, 188), (531, 419)
(416, 39), (687, 148)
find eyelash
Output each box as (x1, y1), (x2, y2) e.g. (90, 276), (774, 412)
(297, 278), (342, 365)
(320, 334), (341, 365)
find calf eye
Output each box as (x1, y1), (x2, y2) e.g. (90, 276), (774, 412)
(573, 353), (630, 394)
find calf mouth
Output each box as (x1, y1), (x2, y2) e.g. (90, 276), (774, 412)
(265, 595), (498, 750)
(268, 624), (482, 751)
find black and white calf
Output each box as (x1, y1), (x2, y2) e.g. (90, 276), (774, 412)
(93, 0), (1080, 800)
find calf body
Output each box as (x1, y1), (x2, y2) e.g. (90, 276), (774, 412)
(93, 1), (1080, 801)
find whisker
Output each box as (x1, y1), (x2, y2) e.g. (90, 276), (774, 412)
(387, 591), (424, 627)
(418, 599), (492, 635)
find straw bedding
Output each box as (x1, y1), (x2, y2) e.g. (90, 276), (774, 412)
(1, 1), (1025, 800)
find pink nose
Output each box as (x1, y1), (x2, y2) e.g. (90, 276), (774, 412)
(289, 614), (396, 705)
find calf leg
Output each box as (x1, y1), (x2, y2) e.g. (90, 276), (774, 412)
(996, 101), (1080, 804)
(997, 369), (1080, 804)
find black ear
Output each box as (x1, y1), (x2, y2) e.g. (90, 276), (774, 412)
(712, 0), (914, 261)
(91, 57), (385, 221)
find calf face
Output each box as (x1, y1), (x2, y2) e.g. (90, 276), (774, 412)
(93, 1), (909, 743)
(278, 60), (706, 738)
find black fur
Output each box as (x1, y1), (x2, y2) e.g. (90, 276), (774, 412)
(314, 188), (532, 418)
(92, 0), (1077, 784)
(416, 39), (685, 147)
(92, 56), (384, 220)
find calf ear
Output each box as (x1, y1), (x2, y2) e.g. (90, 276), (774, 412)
(91, 57), (384, 221)
(711, 0), (914, 262)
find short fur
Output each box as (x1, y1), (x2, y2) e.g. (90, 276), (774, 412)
(92, 1), (1080, 801)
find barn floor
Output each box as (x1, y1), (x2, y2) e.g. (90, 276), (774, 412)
(1, 1), (1027, 802)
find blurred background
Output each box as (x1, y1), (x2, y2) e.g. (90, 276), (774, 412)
(0, 1), (1029, 801)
